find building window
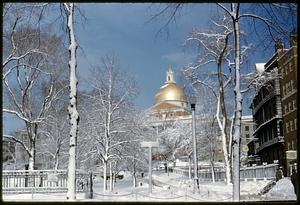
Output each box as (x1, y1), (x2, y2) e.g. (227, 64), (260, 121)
(289, 102), (293, 111)
(294, 118), (297, 129)
(291, 140), (294, 150)
(290, 120), (294, 131)
(289, 62), (293, 72)
(286, 81), (292, 95)
(286, 122), (289, 133)
(285, 64), (289, 74)
(285, 105), (288, 114)
(288, 142), (290, 150)
(245, 125), (249, 131)
(293, 100), (296, 110)
(291, 80), (294, 91)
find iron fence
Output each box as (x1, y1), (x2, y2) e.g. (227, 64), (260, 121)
(2, 169), (90, 194)
(173, 163), (278, 181)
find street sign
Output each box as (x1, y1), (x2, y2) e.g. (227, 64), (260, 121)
(141, 141), (159, 148)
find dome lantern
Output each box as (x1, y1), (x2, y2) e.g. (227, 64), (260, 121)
(166, 66), (175, 83)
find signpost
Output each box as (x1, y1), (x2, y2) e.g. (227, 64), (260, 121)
(141, 141), (159, 194)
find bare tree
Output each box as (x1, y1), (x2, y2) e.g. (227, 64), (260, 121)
(215, 3), (296, 200)
(196, 113), (220, 183)
(158, 119), (192, 174)
(181, 15), (239, 185)
(37, 97), (70, 170)
(119, 110), (153, 188)
(3, 8), (67, 171)
(78, 55), (138, 192)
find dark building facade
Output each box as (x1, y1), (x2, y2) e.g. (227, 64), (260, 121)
(250, 33), (298, 175)
(277, 33), (297, 176)
(250, 50), (285, 169)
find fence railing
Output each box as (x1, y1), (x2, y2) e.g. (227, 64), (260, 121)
(173, 163), (278, 182)
(2, 169), (91, 194)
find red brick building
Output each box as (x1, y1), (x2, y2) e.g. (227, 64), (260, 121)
(277, 32), (297, 176)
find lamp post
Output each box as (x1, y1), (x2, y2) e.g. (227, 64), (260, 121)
(190, 96), (199, 192)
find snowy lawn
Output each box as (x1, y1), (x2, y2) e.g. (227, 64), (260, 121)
(3, 172), (297, 202)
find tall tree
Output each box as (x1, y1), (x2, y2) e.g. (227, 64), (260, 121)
(64, 3), (79, 200)
(182, 15), (239, 185)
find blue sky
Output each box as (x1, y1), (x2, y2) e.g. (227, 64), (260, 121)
(4, 3), (286, 134)
(75, 3), (217, 109)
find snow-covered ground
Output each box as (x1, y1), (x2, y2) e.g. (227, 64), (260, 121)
(262, 178), (297, 201)
(2, 171), (297, 202)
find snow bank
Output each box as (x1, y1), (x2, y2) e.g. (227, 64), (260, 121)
(255, 63), (265, 74)
(264, 178), (296, 200)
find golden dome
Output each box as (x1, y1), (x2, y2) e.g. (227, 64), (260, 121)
(155, 83), (187, 104)
(154, 67), (187, 104)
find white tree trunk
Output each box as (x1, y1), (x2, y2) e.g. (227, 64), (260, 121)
(188, 156), (191, 180)
(210, 144), (215, 183)
(216, 96), (232, 185)
(65, 3), (79, 200)
(133, 157), (137, 187)
(54, 152), (59, 170)
(133, 174), (137, 188)
(109, 162), (113, 192)
(211, 161), (215, 183)
(113, 171), (116, 191)
(28, 124), (38, 171)
(103, 160), (107, 191)
(232, 5), (242, 201)
(28, 145), (35, 171)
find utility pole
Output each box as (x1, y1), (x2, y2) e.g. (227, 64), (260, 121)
(141, 141), (159, 194)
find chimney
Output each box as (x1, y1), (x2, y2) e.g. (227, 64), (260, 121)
(290, 31), (297, 47)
